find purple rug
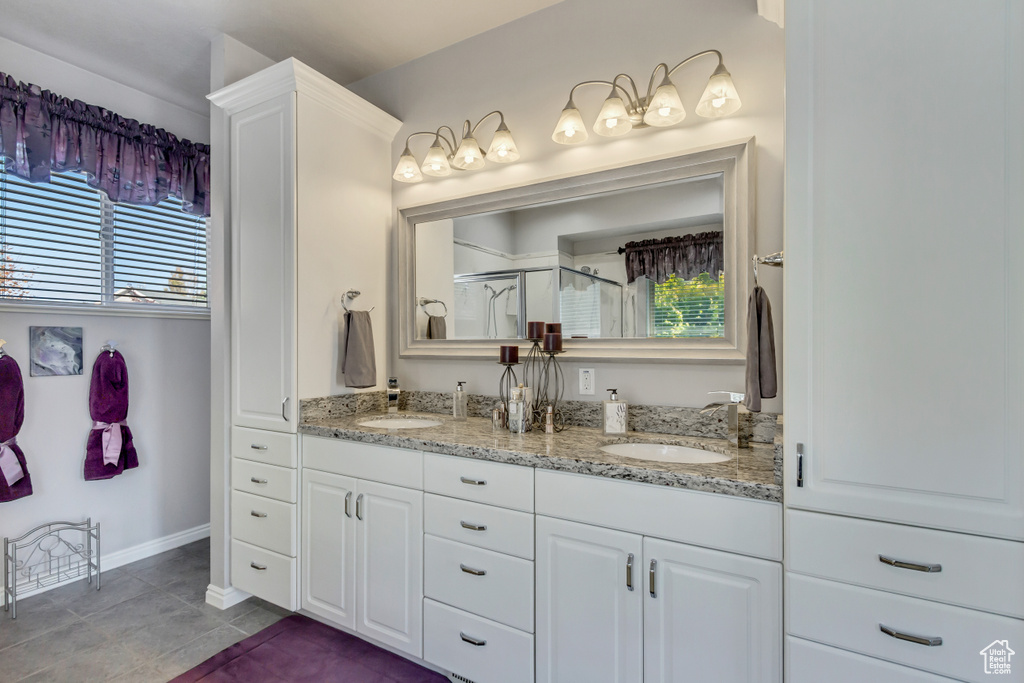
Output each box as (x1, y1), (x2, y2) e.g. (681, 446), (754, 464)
(171, 615), (448, 682)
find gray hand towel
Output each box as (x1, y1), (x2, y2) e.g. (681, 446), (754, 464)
(743, 286), (777, 412)
(427, 315), (447, 340)
(342, 310), (376, 388)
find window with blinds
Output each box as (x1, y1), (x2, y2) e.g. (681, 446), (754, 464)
(0, 169), (208, 309)
(647, 271), (725, 338)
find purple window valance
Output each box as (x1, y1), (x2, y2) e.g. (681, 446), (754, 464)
(624, 231), (724, 284)
(0, 73), (210, 216)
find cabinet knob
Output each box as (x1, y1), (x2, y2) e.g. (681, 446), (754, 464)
(460, 564), (487, 576)
(460, 476), (487, 486)
(460, 632), (487, 647)
(250, 562), (267, 571)
(879, 555), (942, 573)
(460, 520), (487, 532)
(250, 511), (267, 518)
(250, 477), (268, 484)
(880, 624), (942, 647)
(250, 444), (268, 450)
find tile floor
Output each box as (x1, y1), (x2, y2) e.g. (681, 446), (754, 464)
(1, 538), (290, 682)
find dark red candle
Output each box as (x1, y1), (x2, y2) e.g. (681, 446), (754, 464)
(543, 333), (563, 352)
(545, 322), (562, 334)
(527, 321), (546, 341)
(499, 345), (519, 364)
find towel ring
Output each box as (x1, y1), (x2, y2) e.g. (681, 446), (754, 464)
(418, 297), (448, 317)
(342, 289), (374, 313)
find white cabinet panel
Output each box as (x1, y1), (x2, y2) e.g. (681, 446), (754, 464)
(424, 493), (534, 560)
(230, 539), (296, 611)
(302, 436), (422, 489)
(424, 453), (534, 511)
(231, 427), (296, 468)
(787, 637), (960, 683)
(301, 469), (356, 628)
(231, 458), (297, 503)
(230, 490), (296, 557)
(424, 598), (534, 683)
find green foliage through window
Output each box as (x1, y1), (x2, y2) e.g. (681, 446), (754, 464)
(648, 271), (725, 338)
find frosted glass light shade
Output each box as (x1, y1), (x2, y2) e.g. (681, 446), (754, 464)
(486, 122), (520, 163)
(643, 81), (686, 127)
(421, 140), (452, 177)
(696, 64), (742, 118)
(594, 94), (632, 137)
(551, 102), (588, 144)
(393, 147), (423, 183)
(451, 135), (485, 170)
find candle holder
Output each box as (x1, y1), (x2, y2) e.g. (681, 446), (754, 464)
(497, 362), (520, 427)
(538, 350), (566, 432)
(522, 339), (545, 426)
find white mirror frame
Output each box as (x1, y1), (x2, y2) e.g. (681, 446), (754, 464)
(397, 137), (755, 363)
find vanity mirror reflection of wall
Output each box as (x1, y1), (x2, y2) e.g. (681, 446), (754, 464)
(414, 174), (725, 341)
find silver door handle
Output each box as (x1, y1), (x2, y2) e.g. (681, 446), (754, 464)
(344, 491), (352, 518)
(879, 624), (942, 647)
(250, 562), (267, 571)
(626, 553), (634, 591)
(250, 477), (267, 484)
(649, 559), (657, 598)
(879, 555), (942, 573)
(250, 511), (267, 518)
(355, 493), (364, 520)
(460, 564), (487, 576)
(250, 444), (268, 450)
(460, 632), (486, 647)
(460, 476), (486, 486)
(460, 520), (487, 531)
(282, 397), (289, 421)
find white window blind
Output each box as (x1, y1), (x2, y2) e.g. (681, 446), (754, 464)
(0, 169), (208, 309)
(647, 272), (725, 338)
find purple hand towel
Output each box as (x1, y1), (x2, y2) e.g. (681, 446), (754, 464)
(84, 350), (138, 481)
(0, 354), (32, 503)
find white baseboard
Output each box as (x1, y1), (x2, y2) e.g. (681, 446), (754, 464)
(205, 583), (251, 610)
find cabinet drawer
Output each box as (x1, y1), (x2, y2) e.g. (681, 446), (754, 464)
(231, 539), (296, 611)
(232, 426), (296, 468)
(424, 535), (534, 632)
(787, 510), (1024, 618)
(302, 435), (422, 489)
(231, 490), (296, 557)
(232, 458), (297, 503)
(788, 575), (1024, 682)
(425, 493), (534, 560)
(424, 453), (533, 512)
(788, 637), (960, 682)
(424, 598), (534, 683)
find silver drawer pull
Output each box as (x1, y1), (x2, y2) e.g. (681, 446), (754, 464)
(460, 564), (487, 576)
(344, 491), (352, 518)
(879, 555), (942, 573)
(356, 493), (364, 520)
(250, 562), (267, 571)
(460, 476), (487, 486)
(250, 444), (268, 450)
(250, 477), (268, 484)
(250, 511), (267, 518)
(880, 624), (942, 647)
(460, 520), (487, 531)
(649, 559), (657, 598)
(460, 632), (486, 647)
(626, 553), (634, 591)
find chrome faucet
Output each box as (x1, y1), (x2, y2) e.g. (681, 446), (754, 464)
(387, 377), (401, 413)
(700, 391), (746, 447)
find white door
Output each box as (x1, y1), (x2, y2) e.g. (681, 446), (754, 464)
(355, 480), (423, 657)
(535, 516), (643, 683)
(301, 468), (356, 628)
(784, 0), (1024, 540)
(230, 91), (297, 431)
(643, 538), (781, 683)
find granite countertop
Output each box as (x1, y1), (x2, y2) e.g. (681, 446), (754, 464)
(299, 411), (781, 503)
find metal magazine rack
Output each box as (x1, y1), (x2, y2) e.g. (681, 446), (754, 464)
(4, 519), (100, 619)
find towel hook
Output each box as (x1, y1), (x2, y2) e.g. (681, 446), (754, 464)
(418, 297), (448, 317)
(0, 339), (7, 357)
(342, 289), (374, 313)
(100, 340), (118, 357)
(752, 251), (784, 286)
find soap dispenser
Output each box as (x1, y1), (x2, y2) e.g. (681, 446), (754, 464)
(602, 389), (628, 436)
(453, 381), (468, 421)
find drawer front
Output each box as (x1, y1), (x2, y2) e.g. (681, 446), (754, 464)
(424, 453), (534, 512)
(231, 539), (296, 611)
(231, 490), (296, 557)
(302, 435), (422, 489)
(232, 426), (296, 468)
(788, 637), (960, 683)
(787, 509), (1024, 618)
(232, 458), (297, 503)
(424, 535), (534, 632)
(788, 575), (1024, 682)
(424, 598), (534, 683)
(424, 493), (534, 560)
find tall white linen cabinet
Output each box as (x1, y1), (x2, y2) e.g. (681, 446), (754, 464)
(209, 59), (401, 612)
(784, 2), (1024, 681)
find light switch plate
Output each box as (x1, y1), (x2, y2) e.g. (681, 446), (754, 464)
(579, 368), (595, 395)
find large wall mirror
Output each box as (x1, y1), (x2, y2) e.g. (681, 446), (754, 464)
(398, 138), (754, 362)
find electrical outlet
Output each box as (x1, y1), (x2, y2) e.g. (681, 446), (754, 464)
(579, 368), (595, 395)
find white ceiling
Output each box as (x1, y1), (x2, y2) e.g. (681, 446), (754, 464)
(0, 0), (566, 116)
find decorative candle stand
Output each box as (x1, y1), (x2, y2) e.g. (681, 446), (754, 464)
(522, 337), (545, 426)
(538, 350), (566, 432)
(497, 362), (520, 427)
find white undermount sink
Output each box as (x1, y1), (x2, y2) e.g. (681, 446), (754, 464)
(357, 417), (443, 429)
(600, 442), (731, 464)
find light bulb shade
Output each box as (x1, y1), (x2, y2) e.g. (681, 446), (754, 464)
(451, 135), (485, 170)
(551, 102), (589, 145)
(643, 81), (686, 127)
(421, 141), (452, 177)
(486, 122), (520, 163)
(594, 94), (632, 137)
(696, 65), (742, 118)
(393, 147), (423, 183)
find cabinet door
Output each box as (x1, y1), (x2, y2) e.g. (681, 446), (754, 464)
(355, 480), (423, 657)
(230, 91), (297, 432)
(784, 0), (1024, 539)
(301, 469), (356, 628)
(643, 538), (781, 683)
(535, 516), (643, 683)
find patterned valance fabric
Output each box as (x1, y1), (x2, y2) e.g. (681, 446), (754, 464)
(623, 231), (724, 284)
(0, 73), (210, 216)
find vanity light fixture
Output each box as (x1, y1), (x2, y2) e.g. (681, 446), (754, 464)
(551, 50), (742, 145)
(393, 111), (520, 183)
